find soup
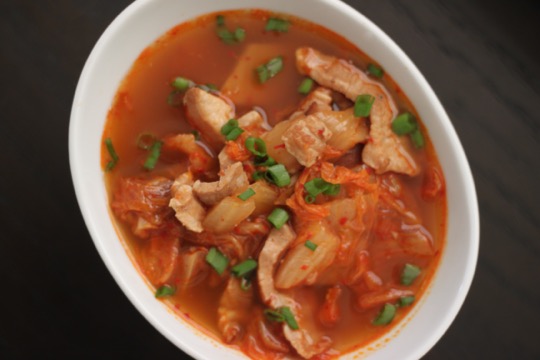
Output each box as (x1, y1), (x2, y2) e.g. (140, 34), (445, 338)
(102, 10), (446, 359)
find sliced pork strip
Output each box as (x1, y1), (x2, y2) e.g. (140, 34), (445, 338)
(296, 47), (419, 176)
(237, 110), (264, 129)
(169, 184), (205, 233)
(218, 277), (254, 344)
(183, 87), (234, 151)
(289, 86), (333, 120)
(282, 117), (332, 167)
(257, 225), (331, 359)
(193, 162), (249, 206)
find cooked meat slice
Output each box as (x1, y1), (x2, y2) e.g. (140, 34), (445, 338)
(217, 148), (235, 171)
(257, 225), (331, 358)
(218, 277), (254, 344)
(289, 86), (333, 120)
(111, 177), (174, 238)
(237, 110), (264, 129)
(183, 87), (234, 151)
(169, 178), (205, 233)
(193, 162), (248, 205)
(282, 117), (332, 167)
(296, 47), (419, 176)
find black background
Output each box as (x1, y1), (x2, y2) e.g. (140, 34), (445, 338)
(1, 0), (539, 359)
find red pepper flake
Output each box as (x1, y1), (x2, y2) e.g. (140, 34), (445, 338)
(184, 312), (191, 319)
(274, 143), (286, 150)
(174, 304), (180, 309)
(318, 129), (325, 136)
(368, 136), (374, 143)
(339, 217), (348, 225)
(300, 265), (308, 270)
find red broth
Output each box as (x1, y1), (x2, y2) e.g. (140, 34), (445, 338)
(102, 10), (446, 359)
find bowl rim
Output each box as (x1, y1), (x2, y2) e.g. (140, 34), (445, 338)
(69, 0), (479, 359)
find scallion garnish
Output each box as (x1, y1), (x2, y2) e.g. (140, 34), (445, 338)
(245, 137), (267, 157)
(240, 277), (252, 291)
(234, 28), (246, 42)
(256, 56), (283, 83)
(143, 141), (163, 171)
(410, 128), (425, 149)
(265, 164), (291, 187)
(391, 113), (417, 135)
(221, 119), (244, 141)
(155, 284), (176, 298)
(216, 27), (246, 45)
(399, 296), (415, 307)
(401, 264), (421, 285)
(136, 133), (156, 150)
(252, 170), (265, 181)
(231, 259), (258, 278)
(104, 138), (119, 171)
(191, 130), (201, 140)
(216, 14), (225, 27)
(304, 240), (318, 251)
(206, 247), (229, 275)
(298, 78), (314, 94)
(225, 127), (244, 141)
(367, 63), (384, 78)
(304, 177), (341, 199)
(304, 194), (316, 204)
(373, 303), (396, 325)
(280, 306), (299, 330)
(354, 94), (376, 117)
(167, 90), (181, 106)
(267, 208), (289, 229)
(205, 83), (218, 91)
(237, 188), (256, 201)
(171, 77), (193, 91)
(264, 309), (285, 322)
(254, 156), (276, 167)
(265, 17), (290, 32)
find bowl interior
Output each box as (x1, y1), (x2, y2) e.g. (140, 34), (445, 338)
(69, 0), (479, 359)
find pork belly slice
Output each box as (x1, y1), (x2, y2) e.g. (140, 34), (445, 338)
(296, 47), (419, 176)
(169, 173), (205, 233)
(183, 87), (234, 151)
(193, 162), (249, 206)
(281, 117), (332, 167)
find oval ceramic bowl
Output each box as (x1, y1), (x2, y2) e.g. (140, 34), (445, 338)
(69, 0), (479, 359)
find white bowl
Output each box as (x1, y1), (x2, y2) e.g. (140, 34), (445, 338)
(69, 0), (479, 359)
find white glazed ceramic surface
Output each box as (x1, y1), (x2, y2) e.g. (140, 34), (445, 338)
(69, 0), (479, 359)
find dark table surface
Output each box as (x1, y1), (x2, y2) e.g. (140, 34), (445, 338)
(1, 0), (539, 359)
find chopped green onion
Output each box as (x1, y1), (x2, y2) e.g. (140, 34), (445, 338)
(391, 113), (417, 135)
(373, 303), (396, 325)
(280, 306), (299, 330)
(225, 127), (244, 141)
(167, 90), (181, 106)
(298, 78), (314, 94)
(410, 128), (425, 149)
(264, 309), (285, 322)
(155, 284), (176, 298)
(401, 264), (421, 285)
(367, 63), (384, 78)
(216, 14), (225, 27)
(238, 188), (256, 201)
(143, 141), (163, 171)
(305, 240), (317, 251)
(304, 194), (316, 204)
(304, 178), (340, 197)
(240, 277), (252, 291)
(254, 156), (276, 167)
(256, 56), (283, 83)
(221, 119), (239, 135)
(231, 259), (258, 278)
(265, 164), (291, 187)
(205, 83), (218, 91)
(245, 137), (267, 157)
(104, 138), (119, 171)
(265, 17), (290, 32)
(354, 94), (376, 117)
(206, 247), (229, 275)
(171, 77), (193, 91)
(191, 130), (201, 141)
(234, 28), (246, 42)
(399, 296), (415, 307)
(267, 208), (289, 229)
(136, 133), (156, 150)
(252, 170), (265, 181)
